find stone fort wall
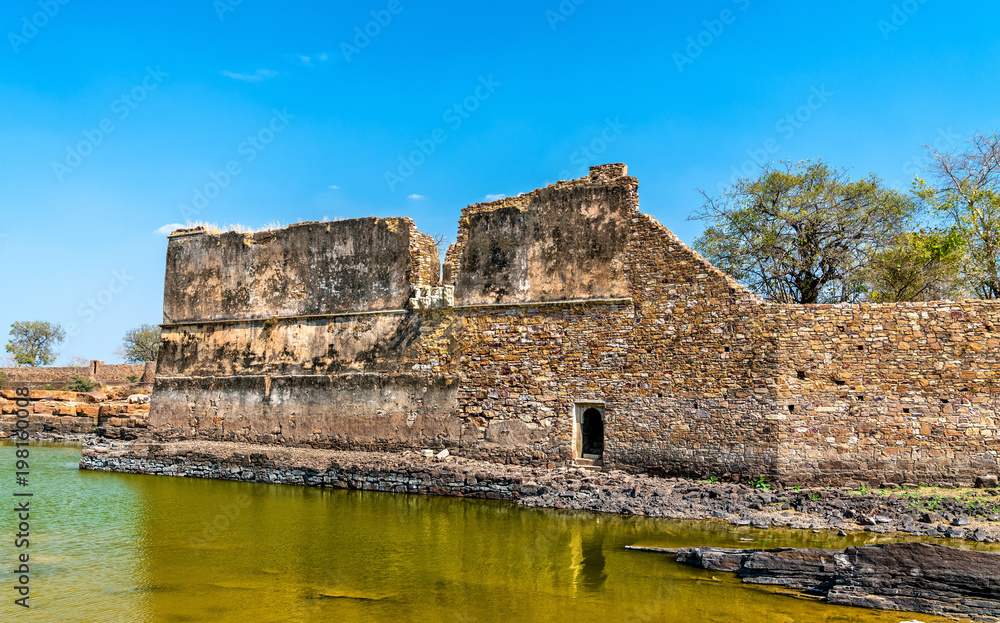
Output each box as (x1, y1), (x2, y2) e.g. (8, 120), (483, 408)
(148, 164), (1000, 485)
(2, 361), (151, 388)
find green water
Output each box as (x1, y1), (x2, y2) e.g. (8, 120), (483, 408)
(0, 443), (990, 623)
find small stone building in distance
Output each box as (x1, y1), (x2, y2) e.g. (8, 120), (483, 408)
(151, 164), (1000, 485)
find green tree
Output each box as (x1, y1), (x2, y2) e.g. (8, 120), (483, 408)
(5, 321), (66, 367)
(864, 228), (966, 302)
(692, 160), (917, 303)
(915, 132), (1000, 299)
(121, 324), (161, 363)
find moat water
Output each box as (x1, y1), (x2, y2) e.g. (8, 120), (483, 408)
(1, 442), (989, 623)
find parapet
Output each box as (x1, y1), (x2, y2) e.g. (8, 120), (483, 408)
(443, 164), (637, 305)
(161, 217), (439, 324)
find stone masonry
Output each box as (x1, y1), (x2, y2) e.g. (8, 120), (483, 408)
(146, 164), (1000, 486)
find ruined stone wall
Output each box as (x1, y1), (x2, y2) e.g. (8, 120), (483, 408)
(1, 362), (149, 388)
(152, 217), (456, 451)
(163, 218), (434, 323)
(415, 302), (634, 465)
(611, 210), (779, 479)
(769, 302), (1000, 485)
(445, 164), (632, 305)
(147, 164), (1000, 485)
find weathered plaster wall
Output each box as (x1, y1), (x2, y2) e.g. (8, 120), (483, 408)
(445, 163), (632, 305)
(163, 218), (434, 323)
(150, 374), (458, 451)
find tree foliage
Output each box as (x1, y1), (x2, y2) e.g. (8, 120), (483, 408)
(692, 161), (917, 304)
(863, 228), (966, 302)
(67, 375), (97, 393)
(5, 321), (65, 367)
(915, 132), (1000, 299)
(121, 324), (161, 363)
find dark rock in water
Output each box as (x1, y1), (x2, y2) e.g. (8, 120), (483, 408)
(670, 542), (1000, 622)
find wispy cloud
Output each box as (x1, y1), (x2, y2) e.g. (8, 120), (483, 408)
(328, 184), (340, 190)
(220, 69), (278, 82)
(407, 194), (425, 200)
(154, 223), (185, 236)
(484, 193), (506, 201)
(292, 53), (330, 66)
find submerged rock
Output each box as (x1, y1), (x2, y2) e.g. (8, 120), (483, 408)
(668, 542), (1000, 622)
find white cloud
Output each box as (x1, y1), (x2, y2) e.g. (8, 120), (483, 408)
(408, 194), (426, 200)
(293, 53), (330, 66)
(154, 223), (185, 236)
(220, 69), (278, 82)
(484, 193), (506, 201)
(328, 185), (340, 190)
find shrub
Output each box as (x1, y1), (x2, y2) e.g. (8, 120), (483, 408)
(125, 374), (139, 384)
(67, 375), (97, 392)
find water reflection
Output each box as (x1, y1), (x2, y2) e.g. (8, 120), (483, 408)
(577, 531), (607, 592)
(3, 443), (993, 623)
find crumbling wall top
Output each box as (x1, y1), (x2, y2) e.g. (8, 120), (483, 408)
(445, 165), (637, 305)
(161, 217), (434, 324)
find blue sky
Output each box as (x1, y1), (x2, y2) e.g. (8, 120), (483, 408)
(1, 0), (998, 363)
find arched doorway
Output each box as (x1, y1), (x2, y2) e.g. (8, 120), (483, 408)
(579, 406), (604, 459)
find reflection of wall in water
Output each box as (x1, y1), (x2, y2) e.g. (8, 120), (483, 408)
(568, 523), (607, 593)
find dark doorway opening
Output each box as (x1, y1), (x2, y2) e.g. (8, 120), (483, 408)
(581, 408), (604, 458)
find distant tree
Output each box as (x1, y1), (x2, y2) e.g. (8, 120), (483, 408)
(431, 232), (451, 256)
(112, 346), (127, 364)
(915, 131), (1000, 299)
(692, 160), (918, 304)
(863, 228), (966, 302)
(120, 324), (161, 363)
(5, 321), (65, 367)
(66, 356), (90, 367)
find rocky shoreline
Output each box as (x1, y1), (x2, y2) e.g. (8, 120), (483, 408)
(75, 437), (1000, 546)
(662, 542), (1000, 622)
